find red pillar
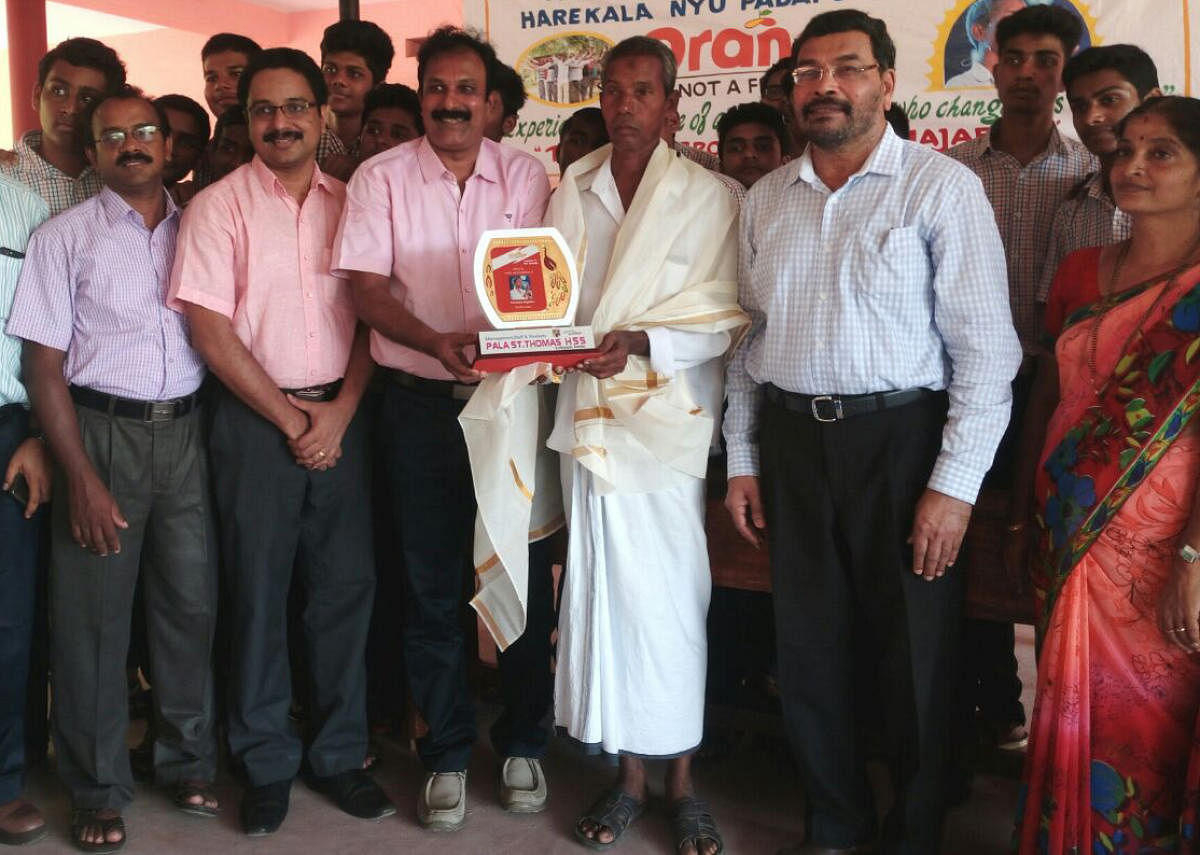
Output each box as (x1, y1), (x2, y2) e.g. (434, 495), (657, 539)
(7, 0), (48, 141)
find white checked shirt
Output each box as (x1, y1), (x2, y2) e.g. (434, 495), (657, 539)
(946, 124), (1096, 351)
(0, 175), (49, 408)
(0, 131), (102, 216)
(1036, 171), (1131, 302)
(725, 126), (1022, 504)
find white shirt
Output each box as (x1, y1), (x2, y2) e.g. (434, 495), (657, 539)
(725, 126), (1022, 504)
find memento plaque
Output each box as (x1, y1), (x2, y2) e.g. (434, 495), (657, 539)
(473, 228), (600, 372)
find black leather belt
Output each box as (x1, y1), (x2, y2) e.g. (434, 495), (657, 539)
(765, 384), (938, 422)
(385, 368), (476, 401)
(281, 379), (343, 402)
(70, 385), (199, 422)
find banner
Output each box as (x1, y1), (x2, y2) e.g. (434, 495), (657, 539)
(465, 0), (1198, 175)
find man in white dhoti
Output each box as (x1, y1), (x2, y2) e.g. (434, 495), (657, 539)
(548, 36), (747, 855)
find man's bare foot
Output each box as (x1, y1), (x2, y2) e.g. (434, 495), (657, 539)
(578, 757), (647, 844)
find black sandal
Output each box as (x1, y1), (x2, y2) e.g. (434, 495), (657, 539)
(669, 796), (724, 855)
(173, 782), (219, 818)
(573, 789), (646, 850)
(70, 808), (125, 854)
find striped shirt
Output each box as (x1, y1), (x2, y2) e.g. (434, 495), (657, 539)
(7, 187), (206, 400)
(725, 126), (1022, 504)
(0, 175), (50, 408)
(672, 141), (720, 172)
(945, 124), (1096, 351)
(0, 131), (102, 216)
(1036, 171), (1131, 302)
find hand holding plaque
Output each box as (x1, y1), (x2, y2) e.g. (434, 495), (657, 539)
(473, 228), (601, 372)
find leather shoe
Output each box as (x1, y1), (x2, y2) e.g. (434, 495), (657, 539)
(0, 798), (47, 846)
(308, 769), (396, 820)
(240, 779), (292, 837)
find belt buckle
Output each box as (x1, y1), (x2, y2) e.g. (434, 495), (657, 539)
(147, 401), (175, 422)
(291, 387), (325, 401)
(810, 395), (843, 422)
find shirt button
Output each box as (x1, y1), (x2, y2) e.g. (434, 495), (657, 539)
(306, 292), (312, 298)
(309, 332), (316, 339)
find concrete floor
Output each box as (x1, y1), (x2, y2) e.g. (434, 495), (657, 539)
(19, 626), (1036, 855)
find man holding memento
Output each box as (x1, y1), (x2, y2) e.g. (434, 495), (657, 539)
(539, 34), (747, 855)
(331, 26), (555, 831)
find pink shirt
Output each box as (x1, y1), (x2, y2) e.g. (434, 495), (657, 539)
(167, 157), (354, 388)
(331, 136), (550, 380)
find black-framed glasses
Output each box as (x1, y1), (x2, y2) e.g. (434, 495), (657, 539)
(791, 63), (880, 86)
(247, 100), (317, 120)
(94, 123), (162, 148)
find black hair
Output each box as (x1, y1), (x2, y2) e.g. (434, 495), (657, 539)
(79, 84), (170, 153)
(153, 94), (211, 144)
(885, 103), (910, 138)
(237, 47), (328, 109)
(1062, 44), (1159, 99)
(1117, 96), (1200, 164)
(320, 19), (395, 86)
(716, 101), (789, 159)
(37, 37), (126, 92)
(362, 83), (424, 135)
(491, 61), (527, 120)
(214, 105), (248, 139)
(759, 56), (794, 96)
(995, 4), (1083, 58)
(603, 35), (677, 93)
(202, 33), (262, 62)
(560, 107), (607, 141)
(417, 26), (498, 93)
(792, 9), (896, 72)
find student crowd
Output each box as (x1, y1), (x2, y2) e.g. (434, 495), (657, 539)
(1, 5), (1199, 855)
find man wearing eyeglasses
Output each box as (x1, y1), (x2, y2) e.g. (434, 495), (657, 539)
(7, 86), (219, 853)
(168, 48), (388, 836)
(724, 10), (1020, 853)
(945, 4), (1094, 768)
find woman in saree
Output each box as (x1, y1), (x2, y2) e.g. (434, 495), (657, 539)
(1014, 96), (1200, 854)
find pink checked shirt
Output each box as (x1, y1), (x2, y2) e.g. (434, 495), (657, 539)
(168, 157), (354, 389)
(331, 136), (550, 380)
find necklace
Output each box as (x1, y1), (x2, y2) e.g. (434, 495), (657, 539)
(1086, 231), (1200, 397)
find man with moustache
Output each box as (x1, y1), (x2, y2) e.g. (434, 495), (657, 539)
(331, 26), (553, 832)
(725, 10), (1020, 853)
(7, 86), (221, 852)
(1, 38), (125, 214)
(169, 47), (389, 836)
(946, 4), (1094, 759)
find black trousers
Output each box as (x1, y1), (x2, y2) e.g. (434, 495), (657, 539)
(209, 386), (374, 786)
(762, 391), (962, 853)
(0, 407), (43, 803)
(378, 380), (555, 772)
(50, 404), (219, 810)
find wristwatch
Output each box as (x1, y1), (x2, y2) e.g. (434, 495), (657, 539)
(1180, 543), (1200, 564)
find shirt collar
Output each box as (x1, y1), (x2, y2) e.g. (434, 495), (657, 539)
(415, 135), (500, 185)
(96, 185), (180, 228)
(249, 154), (336, 200)
(18, 130), (99, 183)
(792, 125), (903, 190)
(981, 120), (1070, 162)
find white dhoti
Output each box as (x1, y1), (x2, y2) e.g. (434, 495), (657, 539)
(555, 462), (711, 758)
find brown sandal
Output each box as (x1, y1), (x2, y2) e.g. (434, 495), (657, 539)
(70, 808), (125, 854)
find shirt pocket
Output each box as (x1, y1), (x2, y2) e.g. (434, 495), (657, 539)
(849, 226), (929, 305)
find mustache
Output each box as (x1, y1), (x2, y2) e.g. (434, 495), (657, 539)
(263, 129), (304, 143)
(431, 108), (472, 122)
(116, 151), (153, 166)
(802, 97), (851, 118)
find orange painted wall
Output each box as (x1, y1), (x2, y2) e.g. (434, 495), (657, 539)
(3, 0), (465, 147)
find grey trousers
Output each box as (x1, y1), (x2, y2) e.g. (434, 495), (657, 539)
(209, 386), (375, 786)
(51, 403), (219, 810)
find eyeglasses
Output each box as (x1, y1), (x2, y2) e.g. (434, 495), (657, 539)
(94, 124), (162, 148)
(247, 100), (317, 120)
(791, 63), (880, 86)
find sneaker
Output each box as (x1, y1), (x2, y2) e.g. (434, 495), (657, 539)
(417, 771), (466, 832)
(499, 757), (547, 813)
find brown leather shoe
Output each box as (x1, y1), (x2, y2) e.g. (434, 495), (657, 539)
(0, 798), (48, 846)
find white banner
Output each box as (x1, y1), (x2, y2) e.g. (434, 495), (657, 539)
(465, 0), (1198, 176)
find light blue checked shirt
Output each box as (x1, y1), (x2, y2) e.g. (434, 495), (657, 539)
(725, 127), (1022, 504)
(0, 174), (49, 408)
